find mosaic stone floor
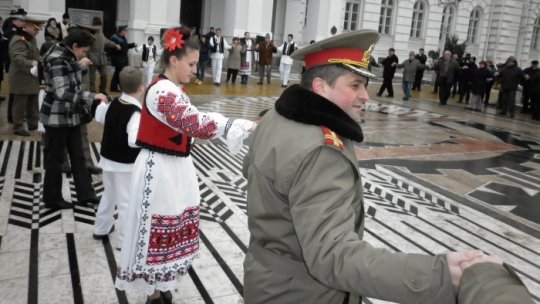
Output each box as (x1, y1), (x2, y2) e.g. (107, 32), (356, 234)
(0, 91), (539, 304)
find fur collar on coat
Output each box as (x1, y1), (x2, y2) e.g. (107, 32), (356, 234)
(275, 84), (364, 142)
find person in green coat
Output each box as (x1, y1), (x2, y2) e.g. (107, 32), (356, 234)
(242, 30), (529, 304)
(9, 16), (45, 136)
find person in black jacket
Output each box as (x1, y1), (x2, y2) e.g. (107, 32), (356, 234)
(109, 26), (136, 92)
(196, 35), (210, 85)
(376, 47), (399, 97)
(521, 60), (538, 114)
(494, 56), (525, 118)
(412, 48), (427, 91)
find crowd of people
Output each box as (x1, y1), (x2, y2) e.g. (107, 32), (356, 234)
(0, 7), (536, 304)
(374, 46), (539, 120)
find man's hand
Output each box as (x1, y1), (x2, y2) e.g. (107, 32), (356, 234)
(116, 44), (121, 50)
(32, 60), (38, 67)
(95, 93), (108, 103)
(79, 57), (92, 67)
(460, 254), (503, 270)
(446, 250), (484, 288)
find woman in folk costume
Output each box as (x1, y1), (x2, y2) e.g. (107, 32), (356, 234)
(115, 27), (256, 304)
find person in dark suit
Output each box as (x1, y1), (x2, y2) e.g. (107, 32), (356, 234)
(412, 47), (427, 91)
(431, 50), (460, 105)
(376, 47), (398, 97)
(109, 26), (136, 92)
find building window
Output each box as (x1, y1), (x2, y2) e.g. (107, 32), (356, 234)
(439, 5), (454, 41)
(379, 0), (394, 34)
(410, 1), (426, 38)
(532, 17), (540, 50)
(466, 8), (481, 44)
(343, 0), (361, 31)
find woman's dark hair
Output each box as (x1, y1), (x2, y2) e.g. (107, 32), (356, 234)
(46, 18), (57, 28)
(161, 26), (200, 67)
(63, 28), (96, 48)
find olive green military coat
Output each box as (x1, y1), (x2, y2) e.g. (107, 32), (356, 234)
(458, 262), (534, 304)
(242, 85), (456, 304)
(9, 31), (40, 94)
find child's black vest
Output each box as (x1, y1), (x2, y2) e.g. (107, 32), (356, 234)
(100, 97), (141, 164)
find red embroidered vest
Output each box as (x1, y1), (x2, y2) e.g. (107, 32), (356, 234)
(136, 76), (193, 157)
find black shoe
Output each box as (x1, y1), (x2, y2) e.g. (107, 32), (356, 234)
(146, 297), (164, 304)
(497, 111), (507, 115)
(281, 84), (287, 88)
(93, 225), (115, 240)
(375, 93), (382, 97)
(385, 95), (393, 98)
(257, 81), (263, 85)
(87, 166), (102, 174)
(160, 291), (172, 304)
(402, 97), (409, 101)
(0, 96), (5, 101)
(44, 199), (72, 210)
(78, 196), (100, 207)
(14, 130), (31, 136)
(213, 82), (220, 86)
(61, 165), (72, 173)
(28, 126), (38, 131)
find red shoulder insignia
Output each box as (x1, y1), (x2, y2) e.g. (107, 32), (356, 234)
(321, 126), (344, 151)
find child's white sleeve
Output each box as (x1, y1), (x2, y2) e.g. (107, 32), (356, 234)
(95, 103), (110, 125)
(126, 111), (141, 148)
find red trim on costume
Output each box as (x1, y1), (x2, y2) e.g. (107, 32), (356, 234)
(305, 48), (364, 69)
(136, 77), (193, 156)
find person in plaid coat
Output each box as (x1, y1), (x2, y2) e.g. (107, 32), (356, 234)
(40, 28), (108, 210)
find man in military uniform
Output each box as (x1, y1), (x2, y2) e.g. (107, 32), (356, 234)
(242, 30), (531, 304)
(9, 15), (44, 136)
(3, 8), (27, 123)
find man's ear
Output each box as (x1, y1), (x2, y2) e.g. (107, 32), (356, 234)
(312, 77), (327, 95)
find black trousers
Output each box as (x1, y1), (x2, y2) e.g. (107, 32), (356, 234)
(110, 60), (128, 92)
(378, 77), (394, 96)
(531, 91), (540, 120)
(226, 68), (238, 83)
(500, 89), (517, 115)
(43, 125), (96, 205)
(439, 82), (452, 105)
(413, 69), (424, 90)
(521, 87), (531, 113)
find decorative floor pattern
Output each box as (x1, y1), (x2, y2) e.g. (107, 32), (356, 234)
(0, 96), (539, 304)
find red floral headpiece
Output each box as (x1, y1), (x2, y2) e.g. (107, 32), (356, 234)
(165, 29), (185, 52)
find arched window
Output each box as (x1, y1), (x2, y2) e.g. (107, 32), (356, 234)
(343, 0), (361, 31)
(467, 8), (482, 44)
(410, 0), (427, 38)
(439, 5), (454, 41)
(379, 0), (395, 35)
(532, 17), (540, 50)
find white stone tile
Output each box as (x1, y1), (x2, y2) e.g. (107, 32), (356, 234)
(210, 293), (244, 304)
(76, 246), (110, 276)
(190, 264), (238, 298)
(0, 225), (31, 253)
(38, 247), (70, 278)
(38, 232), (67, 252)
(80, 272), (118, 304)
(38, 274), (73, 304)
(0, 250), (29, 280)
(0, 276), (28, 304)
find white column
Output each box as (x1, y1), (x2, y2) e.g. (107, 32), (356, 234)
(126, 0), (180, 44)
(202, 0), (273, 38)
(283, 0), (307, 43)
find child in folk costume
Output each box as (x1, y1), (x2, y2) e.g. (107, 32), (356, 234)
(115, 27), (256, 304)
(92, 67), (144, 249)
(136, 36), (163, 87)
